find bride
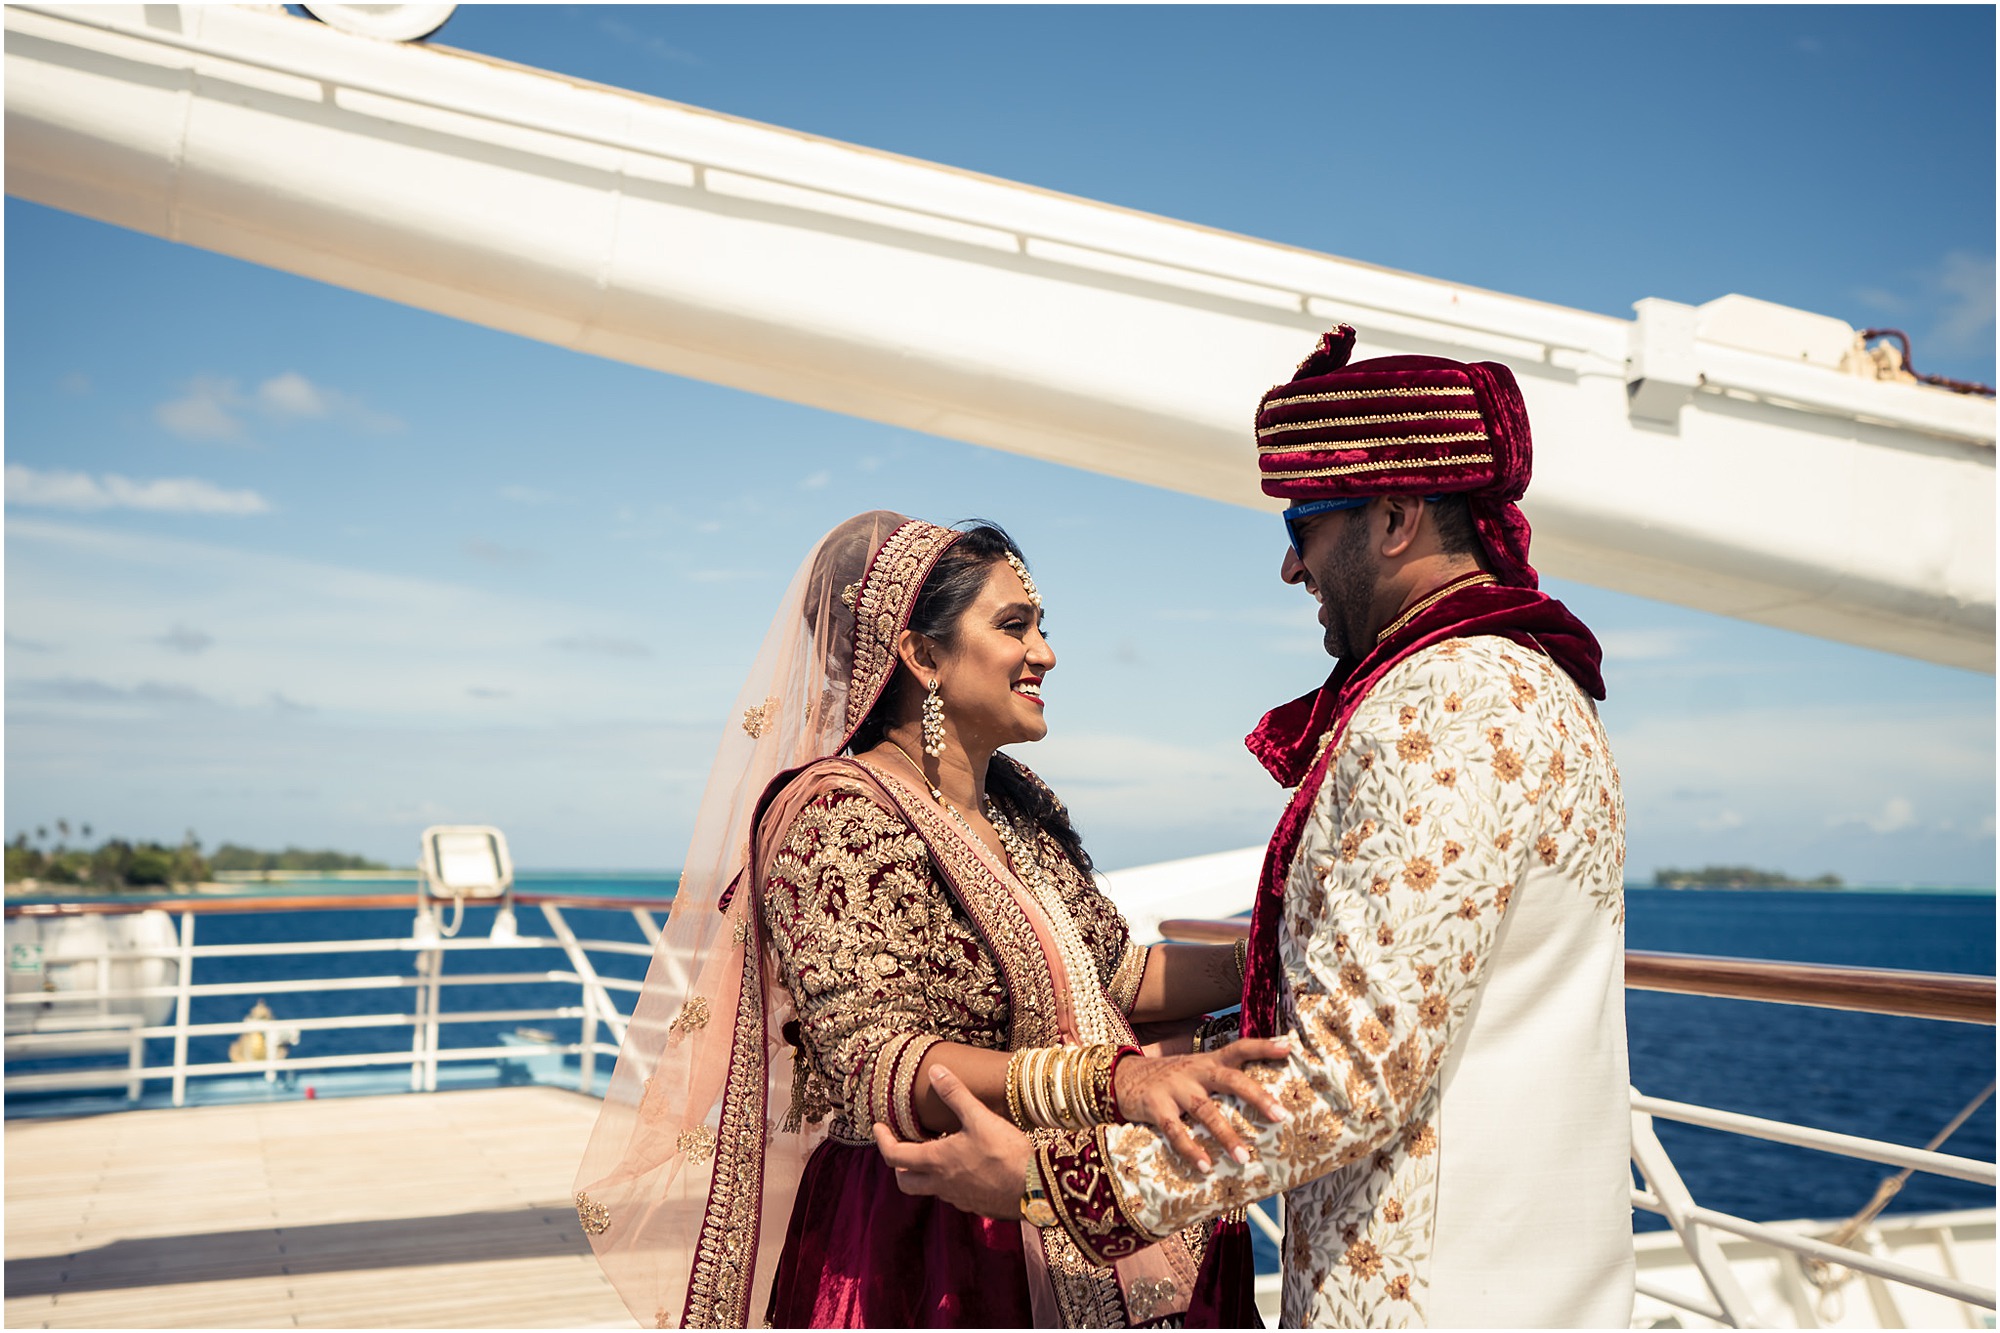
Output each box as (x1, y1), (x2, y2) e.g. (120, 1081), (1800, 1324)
(576, 512), (1285, 1328)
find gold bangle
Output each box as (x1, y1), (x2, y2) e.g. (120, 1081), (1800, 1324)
(1005, 1049), (1030, 1129)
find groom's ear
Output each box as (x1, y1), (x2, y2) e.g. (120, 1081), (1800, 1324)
(894, 629), (940, 678)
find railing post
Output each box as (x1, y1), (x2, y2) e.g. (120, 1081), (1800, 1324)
(539, 902), (627, 1043)
(579, 984), (598, 1094)
(425, 947), (444, 1092)
(408, 946), (430, 1092)
(169, 911), (195, 1108)
(1631, 1090), (1763, 1327)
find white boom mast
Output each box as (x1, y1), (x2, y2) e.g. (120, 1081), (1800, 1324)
(7, 4), (1993, 670)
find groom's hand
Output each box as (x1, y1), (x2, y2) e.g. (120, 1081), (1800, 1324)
(874, 1066), (1032, 1220)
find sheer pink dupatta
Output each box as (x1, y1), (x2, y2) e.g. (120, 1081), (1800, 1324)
(573, 512), (948, 1329)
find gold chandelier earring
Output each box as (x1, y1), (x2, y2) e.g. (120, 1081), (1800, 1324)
(921, 679), (947, 758)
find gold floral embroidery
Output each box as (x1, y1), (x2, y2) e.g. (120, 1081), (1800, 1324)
(1536, 835), (1560, 865)
(1402, 856), (1436, 892)
(838, 580), (860, 608)
(741, 697), (777, 738)
(1124, 1277), (1180, 1324)
(1433, 766), (1457, 786)
(575, 1191), (610, 1235)
(1395, 729), (1431, 763)
(1345, 1237), (1384, 1278)
(677, 1126), (717, 1163)
(1492, 745), (1524, 782)
(1418, 992), (1448, 1028)
(669, 996), (711, 1037)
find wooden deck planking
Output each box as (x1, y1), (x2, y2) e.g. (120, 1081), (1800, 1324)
(5, 1087), (636, 1328)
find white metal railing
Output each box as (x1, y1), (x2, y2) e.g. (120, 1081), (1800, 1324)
(8, 898), (1994, 1330)
(1631, 1090), (1996, 1326)
(3, 901), (647, 1105)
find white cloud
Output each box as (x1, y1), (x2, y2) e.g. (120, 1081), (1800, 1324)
(550, 635), (652, 659)
(6, 466), (270, 515)
(257, 371), (331, 419)
(1597, 628), (1699, 663)
(462, 538), (541, 565)
(800, 470), (832, 491)
(153, 372), (402, 440)
(1696, 809), (1745, 832)
(499, 485), (567, 506)
(4, 518), (703, 726)
(155, 376), (247, 441)
(1852, 796), (1918, 835)
(156, 624), (216, 655)
(1931, 251), (1996, 355)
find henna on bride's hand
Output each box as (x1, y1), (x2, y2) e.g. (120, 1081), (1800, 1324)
(1110, 1037), (1293, 1171)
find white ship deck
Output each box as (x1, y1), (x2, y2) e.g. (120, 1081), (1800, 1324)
(4, 1086), (632, 1329)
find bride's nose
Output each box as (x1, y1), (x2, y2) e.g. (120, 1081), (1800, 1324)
(1027, 629), (1055, 672)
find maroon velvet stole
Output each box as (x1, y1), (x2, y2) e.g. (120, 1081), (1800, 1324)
(1236, 572), (1605, 1041)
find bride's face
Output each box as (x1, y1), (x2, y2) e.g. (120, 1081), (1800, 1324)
(935, 560), (1055, 750)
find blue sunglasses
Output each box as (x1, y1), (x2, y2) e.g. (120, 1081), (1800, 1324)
(1283, 496), (1442, 557)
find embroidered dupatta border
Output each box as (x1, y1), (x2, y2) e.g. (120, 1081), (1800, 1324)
(679, 910), (768, 1328)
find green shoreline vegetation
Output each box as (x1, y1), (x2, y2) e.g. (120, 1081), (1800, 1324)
(5, 823), (385, 889)
(1651, 864), (1843, 890)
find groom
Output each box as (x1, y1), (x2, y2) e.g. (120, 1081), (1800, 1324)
(877, 327), (1635, 1327)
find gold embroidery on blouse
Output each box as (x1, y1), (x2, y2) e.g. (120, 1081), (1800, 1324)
(575, 1191), (610, 1235)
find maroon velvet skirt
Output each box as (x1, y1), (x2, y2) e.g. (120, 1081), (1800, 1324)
(768, 1138), (1035, 1328)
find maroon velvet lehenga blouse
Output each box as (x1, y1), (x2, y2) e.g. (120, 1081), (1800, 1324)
(756, 774), (1181, 1328)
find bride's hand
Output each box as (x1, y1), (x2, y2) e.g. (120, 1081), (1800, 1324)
(1112, 1037), (1293, 1171)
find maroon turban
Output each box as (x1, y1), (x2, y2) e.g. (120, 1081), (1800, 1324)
(1255, 325), (1538, 588)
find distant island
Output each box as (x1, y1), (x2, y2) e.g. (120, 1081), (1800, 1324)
(1651, 864), (1843, 890)
(6, 825), (387, 890)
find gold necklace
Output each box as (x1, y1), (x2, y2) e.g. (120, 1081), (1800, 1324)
(1375, 570), (1496, 643)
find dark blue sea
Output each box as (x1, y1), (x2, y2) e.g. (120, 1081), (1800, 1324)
(16, 879), (1994, 1238)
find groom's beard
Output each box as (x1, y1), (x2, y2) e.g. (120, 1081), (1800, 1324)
(1319, 514), (1378, 663)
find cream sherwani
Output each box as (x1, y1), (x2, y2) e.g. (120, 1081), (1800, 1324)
(1087, 636), (1634, 1327)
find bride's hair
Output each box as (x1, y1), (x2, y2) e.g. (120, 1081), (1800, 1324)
(850, 523), (1094, 877)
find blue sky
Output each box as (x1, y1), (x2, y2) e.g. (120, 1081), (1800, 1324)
(5, 5), (1994, 883)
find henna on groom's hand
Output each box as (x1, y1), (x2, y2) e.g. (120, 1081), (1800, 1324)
(875, 1065), (1032, 1220)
